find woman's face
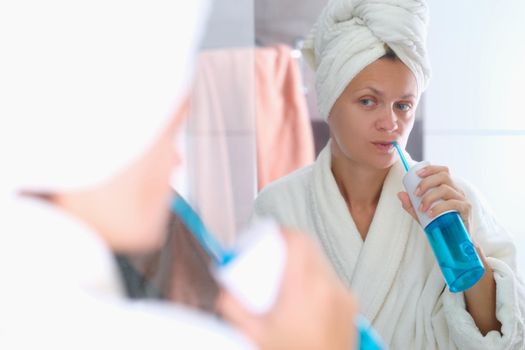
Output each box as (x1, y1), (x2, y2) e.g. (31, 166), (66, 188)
(50, 99), (188, 253)
(328, 58), (418, 170)
(97, 100), (189, 253)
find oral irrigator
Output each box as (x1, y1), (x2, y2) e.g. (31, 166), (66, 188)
(393, 142), (485, 292)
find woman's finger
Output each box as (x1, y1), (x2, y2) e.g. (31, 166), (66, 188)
(416, 165), (450, 178)
(415, 172), (455, 196)
(426, 199), (472, 231)
(415, 165), (466, 199)
(418, 184), (464, 212)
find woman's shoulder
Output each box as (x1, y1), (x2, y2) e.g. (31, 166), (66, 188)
(452, 176), (513, 241)
(252, 164), (314, 219)
(252, 164), (316, 230)
(452, 176), (492, 213)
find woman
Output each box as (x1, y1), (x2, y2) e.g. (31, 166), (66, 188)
(252, 0), (525, 348)
(0, 1), (358, 349)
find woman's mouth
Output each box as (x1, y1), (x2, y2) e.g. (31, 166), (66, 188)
(372, 142), (394, 153)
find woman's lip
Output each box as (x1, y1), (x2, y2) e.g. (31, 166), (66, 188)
(372, 140), (397, 144)
(372, 142), (395, 152)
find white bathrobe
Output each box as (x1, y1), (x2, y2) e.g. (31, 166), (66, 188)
(0, 196), (253, 349)
(253, 144), (525, 349)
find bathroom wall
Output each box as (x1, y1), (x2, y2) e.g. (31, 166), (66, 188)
(425, 0), (525, 273)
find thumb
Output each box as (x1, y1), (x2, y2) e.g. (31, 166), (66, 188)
(397, 191), (419, 223)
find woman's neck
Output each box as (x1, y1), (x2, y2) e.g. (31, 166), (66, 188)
(330, 143), (390, 240)
(331, 150), (388, 208)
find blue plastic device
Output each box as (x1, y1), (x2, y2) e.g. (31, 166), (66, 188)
(424, 212), (485, 292)
(393, 142), (485, 292)
(170, 194), (236, 266)
(356, 315), (386, 350)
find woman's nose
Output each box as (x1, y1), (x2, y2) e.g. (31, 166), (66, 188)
(376, 107), (398, 133)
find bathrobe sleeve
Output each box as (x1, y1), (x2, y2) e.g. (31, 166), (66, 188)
(442, 179), (525, 350)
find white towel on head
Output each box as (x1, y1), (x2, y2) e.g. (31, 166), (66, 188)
(302, 0), (431, 119)
(0, 0), (209, 197)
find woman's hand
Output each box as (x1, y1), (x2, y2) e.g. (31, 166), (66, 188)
(397, 165), (472, 232)
(217, 228), (358, 350)
(398, 165), (501, 334)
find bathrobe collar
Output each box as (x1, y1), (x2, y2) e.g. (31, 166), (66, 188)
(309, 143), (415, 322)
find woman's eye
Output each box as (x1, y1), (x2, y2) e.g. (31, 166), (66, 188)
(359, 98), (376, 107)
(396, 102), (412, 112)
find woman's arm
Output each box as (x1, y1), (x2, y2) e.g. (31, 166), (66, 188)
(398, 165), (501, 333)
(464, 246), (501, 335)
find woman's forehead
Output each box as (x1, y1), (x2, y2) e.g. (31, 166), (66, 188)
(346, 59), (418, 97)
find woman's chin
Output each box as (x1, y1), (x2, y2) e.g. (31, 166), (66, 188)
(368, 157), (397, 171)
